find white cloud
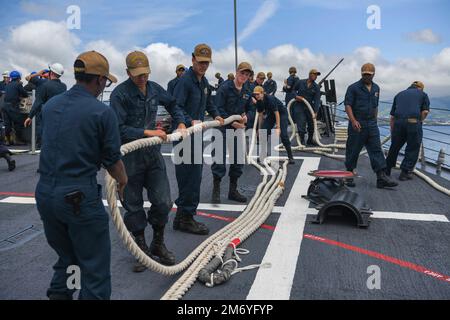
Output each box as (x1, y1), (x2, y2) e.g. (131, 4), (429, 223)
(238, 0), (279, 42)
(407, 28), (442, 44)
(1, 19), (449, 102)
(0, 20), (80, 79)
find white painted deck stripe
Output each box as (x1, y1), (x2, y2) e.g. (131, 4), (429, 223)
(246, 157), (321, 300)
(1, 197), (447, 223)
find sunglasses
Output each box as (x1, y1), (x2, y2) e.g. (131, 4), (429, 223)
(103, 76), (112, 88)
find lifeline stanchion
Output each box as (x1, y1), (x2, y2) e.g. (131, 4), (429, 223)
(279, 97), (449, 196)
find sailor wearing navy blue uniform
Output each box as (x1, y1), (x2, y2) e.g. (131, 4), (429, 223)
(3, 71), (29, 145)
(35, 51), (127, 300)
(293, 69), (322, 146)
(0, 117), (15, 171)
(344, 63), (397, 189)
(386, 81), (430, 180)
(24, 65), (67, 147)
(252, 85), (294, 164)
(167, 64), (185, 96)
(263, 71), (277, 96)
(210, 62), (252, 204)
(111, 51), (187, 270)
(172, 44), (224, 235)
(215, 72), (225, 89)
(283, 66), (299, 106)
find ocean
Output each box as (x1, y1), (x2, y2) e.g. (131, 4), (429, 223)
(379, 125), (450, 168)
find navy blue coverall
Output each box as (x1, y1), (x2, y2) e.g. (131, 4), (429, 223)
(172, 67), (220, 217)
(292, 79), (321, 138)
(36, 84), (122, 299)
(110, 78), (185, 234)
(386, 86), (430, 173)
(344, 79), (386, 173)
(256, 94), (292, 154)
(263, 79), (277, 96)
(167, 77), (180, 96)
(283, 74), (299, 105)
(29, 78), (67, 144)
(3, 80), (29, 139)
(211, 79), (251, 179)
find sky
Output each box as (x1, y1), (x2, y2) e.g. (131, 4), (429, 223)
(0, 0), (449, 101)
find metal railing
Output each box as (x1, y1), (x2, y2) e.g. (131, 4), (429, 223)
(333, 102), (450, 172)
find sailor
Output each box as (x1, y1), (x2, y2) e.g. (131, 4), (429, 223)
(344, 63), (397, 189)
(283, 66), (299, 106)
(0, 70), (10, 94)
(255, 72), (266, 87)
(172, 43), (224, 235)
(211, 62), (253, 204)
(111, 51), (187, 271)
(3, 71), (29, 145)
(244, 71), (262, 129)
(293, 69), (321, 146)
(0, 71), (9, 122)
(35, 51), (127, 299)
(263, 71), (277, 96)
(252, 85), (295, 164)
(167, 64), (185, 96)
(386, 81), (430, 180)
(215, 72), (225, 89)
(24, 69), (49, 92)
(24, 63), (67, 147)
(0, 117), (15, 171)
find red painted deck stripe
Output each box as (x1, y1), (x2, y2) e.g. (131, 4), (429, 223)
(303, 234), (450, 284)
(0, 192), (35, 197)
(170, 208), (275, 231)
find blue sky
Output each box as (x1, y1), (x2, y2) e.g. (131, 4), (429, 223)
(1, 0), (449, 61)
(1, 0), (449, 99)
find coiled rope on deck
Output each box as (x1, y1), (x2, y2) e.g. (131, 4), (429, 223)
(105, 113), (289, 300)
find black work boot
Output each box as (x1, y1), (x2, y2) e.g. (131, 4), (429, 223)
(4, 154), (15, 171)
(385, 167), (392, 177)
(211, 176), (221, 204)
(299, 134), (306, 146)
(306, 135), (318, 146)
(132, 232), (150, 273)
(399, 170), (413, 181)
(150, 225), (175, 266)
(228, 177), (247, 203)
(173, 212), (209, 235)
(344, 169), (356, 187)
(5, 135), (12, 146)
(376, 170), (398, 189)
(286, 147), (295, 164)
